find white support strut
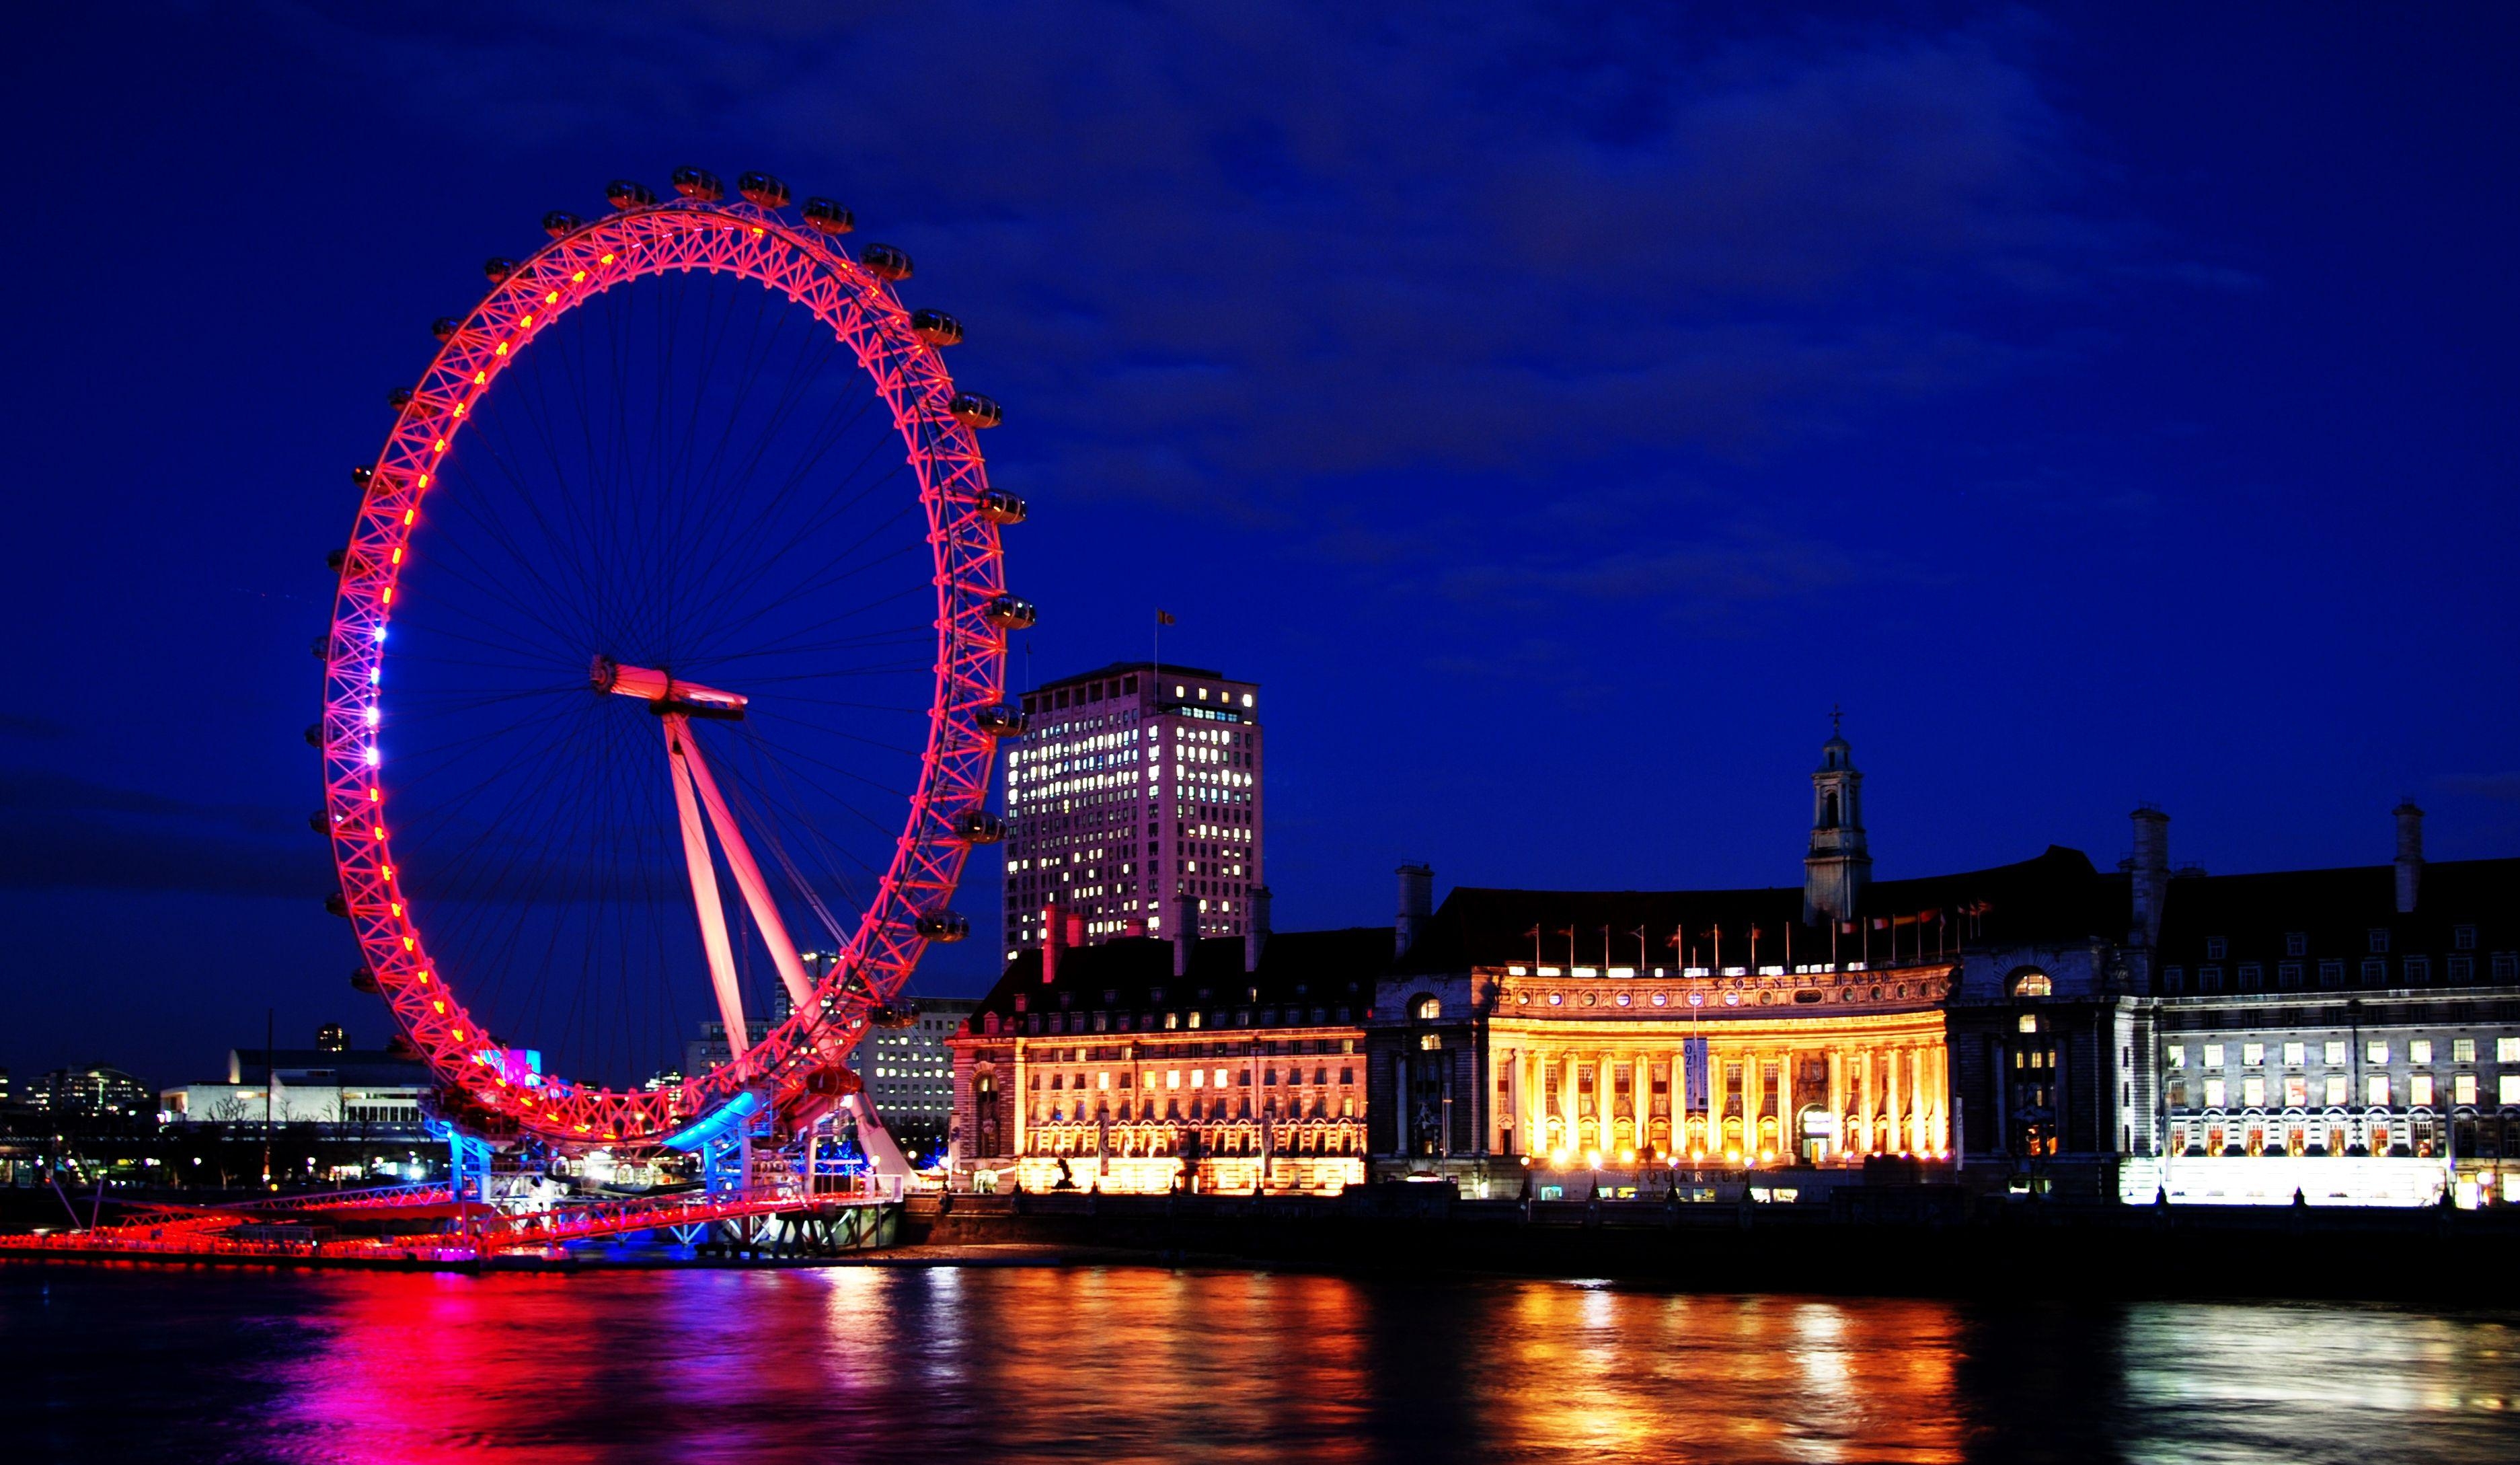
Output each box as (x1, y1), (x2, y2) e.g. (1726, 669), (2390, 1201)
(664, 714), (749, 1060)
(674, 728), (819, 1016)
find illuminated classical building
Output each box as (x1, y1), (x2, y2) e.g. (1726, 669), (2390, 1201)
(946, 897), (1377, 1194)
(1003, 662), (1263, 952)
(1371, 728), (2154, 1197)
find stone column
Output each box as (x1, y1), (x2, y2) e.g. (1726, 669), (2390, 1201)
(1558, 1049), (1576, 1156)
(1887, 1045), (1907, 1154)
(1743, 1049), (1764, 1162)
(1860, 1048), (1876, 1154)
(1827, 1048), (1847, 1164)
(1524, 1047), (1542, 1156)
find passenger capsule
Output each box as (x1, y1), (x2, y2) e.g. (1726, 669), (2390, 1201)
(801, 197), (855, 235)
(978, 489), (1028, 525)
(910, 309), (964, 346)
(955, 809), (1007, 844)
(325, 548), (346, 572)
(323, 893), (350, 918)
(311, 636), (332, 660)
(975, 705), (1030, 737)
(350, 966), (381, 994)
(541, 211), (582, 239)
(915, 911), (970, 942)
(304, 723), (325, 747)
(484, 256), (517, 284)
(671, 165), (724, 201)
(605, 178), (657, 209)
(308, 809), (329, 832)
(984, 593), (1036, 630)
(857, 243), (913, 281)
(351, 465), (374, 488)
(432, 317), (459, 342)
(949, 393), (1003, 429)
(737, 172), (790, 209)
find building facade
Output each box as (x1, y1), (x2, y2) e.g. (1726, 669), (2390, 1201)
(2115, 804), (2520, 1207)
(161, 1045), (429, 1131)
(846, 996), (977, 1160)
(946, 905), (1377, 1194)
(1004, 661), (1263, 952)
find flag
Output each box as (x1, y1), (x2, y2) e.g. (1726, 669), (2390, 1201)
(1155, 609), (1177, 626)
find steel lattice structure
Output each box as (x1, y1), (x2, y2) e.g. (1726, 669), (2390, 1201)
(317, 180), (1018, 1150)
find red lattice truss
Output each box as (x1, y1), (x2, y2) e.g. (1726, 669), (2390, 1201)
(318, 197), (1009, 1150)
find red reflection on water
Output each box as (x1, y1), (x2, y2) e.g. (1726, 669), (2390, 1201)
(252, 1269), (1971, 1464)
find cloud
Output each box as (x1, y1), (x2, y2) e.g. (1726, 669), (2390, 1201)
(0, 769), (324, 895)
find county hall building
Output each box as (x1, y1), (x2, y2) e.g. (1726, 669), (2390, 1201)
(946, 722), (2520, 1207)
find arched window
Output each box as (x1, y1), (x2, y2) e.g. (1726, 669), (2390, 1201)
(1823, 791), (1840, 826)
(2012, 970), (2053, 998)
(1413, 996), (1441, 1021)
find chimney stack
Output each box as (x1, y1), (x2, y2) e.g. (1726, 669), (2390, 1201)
(2394, 800), (2424, 914)
(1244, 887), (1272, 973)
(1065, 909), (1085, 948)
(1395, 864), (1434, 958)
(1040, 900), (1065, 985)
(2129, 807), (2170, 946)
(1172, 889), (1199, 978)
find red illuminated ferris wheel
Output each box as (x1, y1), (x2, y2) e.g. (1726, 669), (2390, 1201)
(315, 169), (1030, 1150)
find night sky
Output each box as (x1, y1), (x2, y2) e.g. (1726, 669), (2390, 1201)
(5, 4), (2516, 1089)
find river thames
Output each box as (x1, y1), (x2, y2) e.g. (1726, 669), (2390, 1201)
(5, 1265), (2517, 1463)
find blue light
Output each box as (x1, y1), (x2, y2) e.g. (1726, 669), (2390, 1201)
(660, 1091), (764, 1152)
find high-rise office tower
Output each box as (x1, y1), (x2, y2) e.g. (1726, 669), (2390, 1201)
(1001, 661), (1263, 956)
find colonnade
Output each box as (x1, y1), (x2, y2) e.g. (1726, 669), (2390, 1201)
(1494, 1036), (1950, 1164)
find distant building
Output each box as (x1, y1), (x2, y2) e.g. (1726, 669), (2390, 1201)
(1005, 661), (1262, 953)
(161, 1043), (428, 1131)
(847, 997), (977, 1159)
(948, 891), (1374, 1194)
(29, 1064), (153, 1118)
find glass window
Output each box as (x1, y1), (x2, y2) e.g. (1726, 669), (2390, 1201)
(2503, 1076), (2520, 1106)
(2203, 1044), (2225, 1067)
(2279, 961), (2303, 988)
(2286, 932), (2307, 957)
(2455, 1075), (2478, 1105)
(2242, 1076), (2265, 1106)
(2204, 1078), (2227, 1108)
(2243, 1043), (2264, 1065)
(2368, 929), (2391, 953)
(2283, 1041), (2305, 1066)
(2367, 1040), (2390, 1064)
(2166, 1046), (2186, 1069)
(2411, 1074), (2435, 1106)
(2319, 961), (2344, 987)
(2326, 1075), (2349, 1106)
(2368, 1075), (2391, 1106)
(2206, 937), (2228, 959)
(2324, 1039), (2347, 1065)
(2410, 1039), (2433, 1065)
(2454, 925), (2476, 950)
(2454, 1038), (2476, 1063)
(2284, 1076), (2307, 1106)
(2501, 1038), (2520, 1063)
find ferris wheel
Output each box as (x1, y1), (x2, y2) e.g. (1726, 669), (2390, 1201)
(315, 168), (1030, 1151)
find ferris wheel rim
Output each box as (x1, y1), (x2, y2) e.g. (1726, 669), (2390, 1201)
(317, 192), (1012, 1150)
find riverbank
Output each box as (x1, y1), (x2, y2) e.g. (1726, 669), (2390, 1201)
(895, 1185), (2520, 1303)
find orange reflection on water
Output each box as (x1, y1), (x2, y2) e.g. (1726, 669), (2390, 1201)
(1479, 1286), (1967, 1463)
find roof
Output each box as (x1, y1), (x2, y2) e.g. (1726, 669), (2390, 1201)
(1038, 659), (1233, 687)
(961, 927), (1394, 1026)
(2155, 856), (2520, 967)
(1394, 846), (2123, 973)
(224, 1049), (431, 1087)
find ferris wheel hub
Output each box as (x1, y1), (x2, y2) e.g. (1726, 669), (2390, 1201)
(590, 654), (748, 720)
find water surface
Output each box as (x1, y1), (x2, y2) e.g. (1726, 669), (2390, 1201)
(3, 1265), (2515, 1462)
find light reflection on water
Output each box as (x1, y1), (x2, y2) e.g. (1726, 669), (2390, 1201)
(3, 1266), (2516, 1464)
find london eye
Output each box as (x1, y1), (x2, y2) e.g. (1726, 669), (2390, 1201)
(314, 168), (1028, 1155)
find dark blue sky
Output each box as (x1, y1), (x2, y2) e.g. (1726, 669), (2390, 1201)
(5, 3), (2516, 1087)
